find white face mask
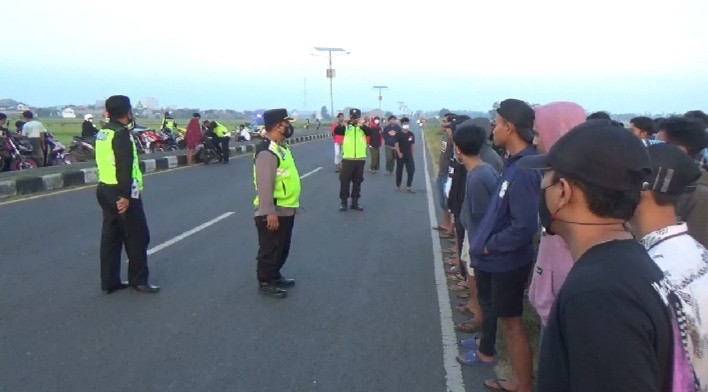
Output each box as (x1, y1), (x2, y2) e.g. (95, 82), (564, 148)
(374, 119), (380, 124)
(402, 124), (410, 130)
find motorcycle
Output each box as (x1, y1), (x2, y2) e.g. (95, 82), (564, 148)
(69, 135), (96, 162)
(45, 132), (77, 166)
(161, 129), (181, 151)
(195, 134), (219, 164)
(0, 134), (39, 171)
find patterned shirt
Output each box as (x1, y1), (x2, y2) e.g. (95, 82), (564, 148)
(641, 223), (708, 391)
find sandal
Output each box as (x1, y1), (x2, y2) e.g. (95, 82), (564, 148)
(460, 337), (480, 350)
(456, 350), (497, 367)
(447, 274), (464, 282)
(456, 305), (475, 316)
(455, 319), (481, 333)
(457, 291), (470, 299)
(484, 378), (518, 392)
(448, 283), (467, 291)
(432, 225), (447, 231)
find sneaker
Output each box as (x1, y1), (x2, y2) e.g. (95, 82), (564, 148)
(258, 283), (287, 298)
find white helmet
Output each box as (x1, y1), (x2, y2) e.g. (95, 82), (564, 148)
(85, 114), (94, 121)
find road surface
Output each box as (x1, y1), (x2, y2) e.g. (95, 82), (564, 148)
(0, 126), (494, 391)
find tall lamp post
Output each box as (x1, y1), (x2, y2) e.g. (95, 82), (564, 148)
(372, 85), (388, 111)
(314, 47), (348, 119)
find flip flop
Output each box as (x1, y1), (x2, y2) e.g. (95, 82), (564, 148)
(457, 291), (470, 299)
(455, 319), (481, 333)
(432, 225), (446, 231)
(456, 305), (475, 316)
(484, 378), (517, 392)
(460, 337), (480, 350)
(456, 350), (497, 367)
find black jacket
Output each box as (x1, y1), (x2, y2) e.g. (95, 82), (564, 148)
(82, 121), (97, 138)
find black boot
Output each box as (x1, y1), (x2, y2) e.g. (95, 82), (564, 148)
(339, 199), (348, 211)
(350, 199), (363, 211)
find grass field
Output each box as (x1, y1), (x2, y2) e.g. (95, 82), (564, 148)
(422, 121), (541, 386)
(4, 117), (331, 146)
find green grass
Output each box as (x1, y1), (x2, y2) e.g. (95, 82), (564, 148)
(3, 117), (331, 146)
(423, 121), (542, 386)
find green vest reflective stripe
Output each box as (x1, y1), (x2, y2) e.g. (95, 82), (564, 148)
(214, 122), (229, 137)
(342, 125), (367, 159)
(95, 128), (144, 191)
(163, 119), (176, 129)
(253, 140), (301, 208)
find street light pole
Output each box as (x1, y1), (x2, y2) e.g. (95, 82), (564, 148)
(314, 47), (347, 119)
(372, 85), (388, 111)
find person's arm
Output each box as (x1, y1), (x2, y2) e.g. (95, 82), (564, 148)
(112, 128), (134, 199)
(333, 123), (346, 135)
(562, 292), (666, 392)
(485, 171), (540, 254)
(394, 135), (402, 158)
(255, 150), (278, 216)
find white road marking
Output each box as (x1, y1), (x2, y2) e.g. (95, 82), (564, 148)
(299, 167), (322, 179)
(146, 212), (235, 256)
(420, 127), (467, 392)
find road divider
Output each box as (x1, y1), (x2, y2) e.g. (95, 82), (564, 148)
(0, 132), (332, 199)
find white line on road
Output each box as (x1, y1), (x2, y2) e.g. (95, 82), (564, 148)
(420, 128), (467, 392)
(299, 167), (322, 179)
(146, 212), (235, 256)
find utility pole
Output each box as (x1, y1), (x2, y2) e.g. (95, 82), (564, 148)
(314, 47), (349, 118)
(372, 85), (388, 111)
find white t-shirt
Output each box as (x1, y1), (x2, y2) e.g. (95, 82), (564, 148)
(22, 120), (47, 138)
(641, 223), (708, 390)
(240, 129), (251, 141)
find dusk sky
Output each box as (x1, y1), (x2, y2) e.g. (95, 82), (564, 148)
(4, 0), (707, 114)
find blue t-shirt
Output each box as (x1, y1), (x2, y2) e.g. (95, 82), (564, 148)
(383, 125), (401, 147)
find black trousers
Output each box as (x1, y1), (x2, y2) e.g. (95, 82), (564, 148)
(212, 136), (230, 162)
(339, 159), (365, 200)
(255, 215), (295, 283)
(96, 184), (150, 289)
(395, 156), (415, 187)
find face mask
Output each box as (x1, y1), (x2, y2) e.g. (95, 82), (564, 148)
(282, 123), (294, 138)
(402, 124), (410, 130)
(374, 119), (380, 125)
(538, 186), (557, 235)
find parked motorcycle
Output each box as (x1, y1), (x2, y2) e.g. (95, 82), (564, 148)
(69, 135), (96, 162)
(0, 134), (39, 171)
(45, 132), (77, 166)
(195, 134), (219, 164)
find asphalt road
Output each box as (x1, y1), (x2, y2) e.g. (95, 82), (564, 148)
(0, 127), (493, 391)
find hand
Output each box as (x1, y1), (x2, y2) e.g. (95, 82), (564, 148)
(483, 246), (490, 255)
(266, 214), (279, 231)
(116, 197), (129, 214)
(397, 152), (403, 159)
(357, 118), (365, 127)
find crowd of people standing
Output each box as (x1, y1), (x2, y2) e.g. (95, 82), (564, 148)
(435, 100), (707, 392)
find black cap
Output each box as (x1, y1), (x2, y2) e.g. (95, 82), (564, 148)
(263, 108), (294, 130)
(646, 143), (701, 195)
(22, 110), (34, 119)
(497, 99), (534, 143)
(519, 120), (651, 191)
(105, 95), (132, 118)
(349, 108), (361, 119)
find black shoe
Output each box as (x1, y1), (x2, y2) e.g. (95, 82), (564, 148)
(130, 283), (161, 294)
(339, 200), (348, 211)
(350, 199), (363, 211)
(258, 283), (287, 298)
(275, 277), (296, 287)
(103, 281), (129, 294)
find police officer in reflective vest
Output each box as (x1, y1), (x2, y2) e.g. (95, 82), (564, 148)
(253, 108), (300, 298)
(205, 120), (231, 164)
(333, 108), (375, 211)
(95, 95), (160, 294)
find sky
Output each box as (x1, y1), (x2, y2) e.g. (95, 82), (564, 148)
(3, 0), (708, 114)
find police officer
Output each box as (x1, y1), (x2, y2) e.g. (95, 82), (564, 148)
(161, 111), (177, 132)
(205, 120), (231, 164)
(333, 108), (374, 211)
(95, 95), (160, 294)
(253, 108), (300, 298)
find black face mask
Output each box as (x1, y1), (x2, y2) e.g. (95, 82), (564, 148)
(538, 186), (557, 235)
(282, 123), (294, 138)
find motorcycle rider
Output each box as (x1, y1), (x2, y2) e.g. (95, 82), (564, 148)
(82, 114), (98, 138)
(0, 113), (8, 137)
(21, 111), (47, 166)
(161, 111), (178, 132)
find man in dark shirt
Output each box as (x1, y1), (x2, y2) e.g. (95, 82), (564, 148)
(383, 115), (401, 175)
(468, 100), (540, 391)
(394, 117), (416, 192)
(520, 120), (673, 392)
(433, 113), (455, 235)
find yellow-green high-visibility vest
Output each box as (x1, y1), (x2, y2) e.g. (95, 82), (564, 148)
(95, 127), (143, 191)
(214, 122), (229, 137)
(253, 139), (301, 208)
(342, 125), (367, 159)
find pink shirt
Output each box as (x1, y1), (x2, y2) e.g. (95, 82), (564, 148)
(528, 234), (573, 326)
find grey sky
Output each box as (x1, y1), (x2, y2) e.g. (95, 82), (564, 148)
(3, 0), (707, 114)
